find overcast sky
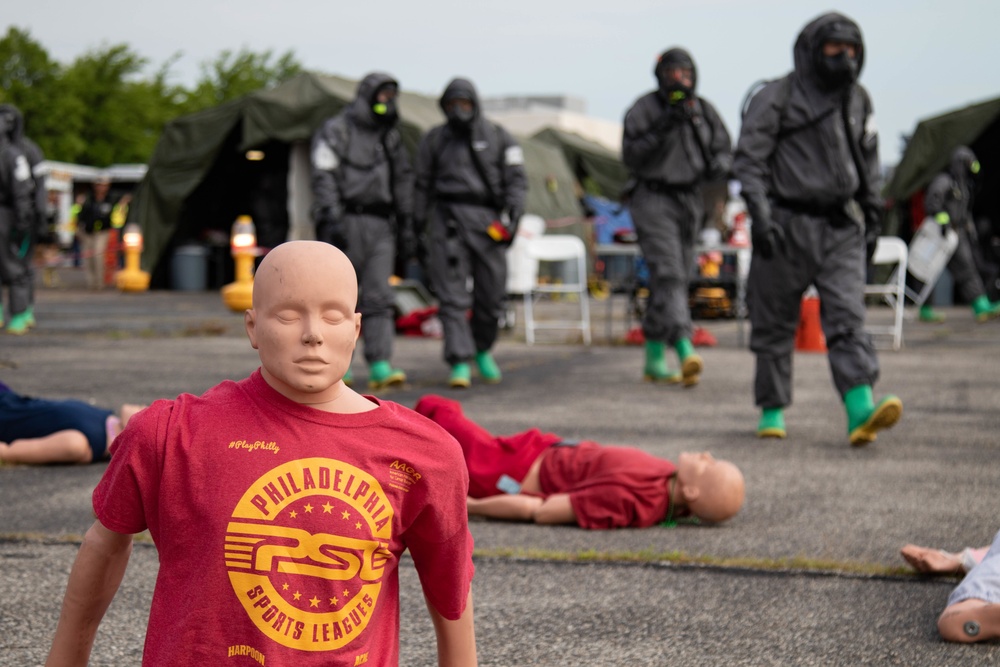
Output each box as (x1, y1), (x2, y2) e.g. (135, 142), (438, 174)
(6, 0), (999, 164)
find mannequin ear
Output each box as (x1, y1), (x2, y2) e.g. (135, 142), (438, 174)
(681, 482), (701, 504)
(245, 309), (259, 349)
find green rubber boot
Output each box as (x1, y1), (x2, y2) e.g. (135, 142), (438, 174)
(757, 407), (787, 439)
(368, 360), (406, 390)
(643, 341), (680, 384)
(972, 295), (1000, 323)
(919, 304), (945, 323)
(475, 351), (502, 384)
(449, 363), (471, 389)
(24, 307), (35, 328)
(675, 337), (703, 387)
(6, 311), (31, 336)
(845, 385), (903, 446)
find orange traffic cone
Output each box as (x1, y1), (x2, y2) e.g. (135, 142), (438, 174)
(795, 295), (827, 352)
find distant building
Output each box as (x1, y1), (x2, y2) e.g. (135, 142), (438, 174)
(481, 95), (622, 154)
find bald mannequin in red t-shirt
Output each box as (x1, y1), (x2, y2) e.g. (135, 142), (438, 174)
(415, 395), (744, 529)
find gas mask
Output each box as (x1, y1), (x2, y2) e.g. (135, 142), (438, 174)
(445, 101), (475, 131)
(371, 99), (398, 126)
(656, 56), (695, 105)
(370, 83), (399, 126)
(817, 49), (859, 88)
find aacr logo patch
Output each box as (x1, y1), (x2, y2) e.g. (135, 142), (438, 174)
(225, 458), (394, 652)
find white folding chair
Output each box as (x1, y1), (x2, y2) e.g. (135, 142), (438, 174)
(864, 236), (908, 351)
(903, 218), (959, 308)
(522, 235), (592, 345)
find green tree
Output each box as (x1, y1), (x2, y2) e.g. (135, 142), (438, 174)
(0, 27), (84, 161)
(180, 47), (302, 114)
(0, 31), (303, 165)
(60, 43), (161, 165)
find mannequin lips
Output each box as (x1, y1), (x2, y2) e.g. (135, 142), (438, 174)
(294, 356), (328, 366)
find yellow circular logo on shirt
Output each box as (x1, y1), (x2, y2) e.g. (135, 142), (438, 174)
(225, 458), (394, 651)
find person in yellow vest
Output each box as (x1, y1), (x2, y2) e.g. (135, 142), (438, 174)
(77, 178), (113, 289)
(67, 193), (84, 267)
(107, 192), (130, 275)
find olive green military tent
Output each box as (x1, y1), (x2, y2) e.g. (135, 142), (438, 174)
(884, 95), (1000, 223)
(132, 71), (584, 286)
(531, 127), (629, 200)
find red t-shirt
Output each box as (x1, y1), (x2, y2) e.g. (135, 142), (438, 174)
(539, 442), (676, 529)
(413, 394), (560, 498)
(93, 370), (474, 667)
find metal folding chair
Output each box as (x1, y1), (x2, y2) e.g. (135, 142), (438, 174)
(522, 235), (592, 345)
(864, 236), (909, 350)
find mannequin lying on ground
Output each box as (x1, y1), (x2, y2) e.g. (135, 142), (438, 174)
(414, 394), (745, 529)
(0, 382), (144, 465)
(902, 531), (1000, 643)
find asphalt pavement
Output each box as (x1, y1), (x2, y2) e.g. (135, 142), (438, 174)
(1, 273), (999, 665)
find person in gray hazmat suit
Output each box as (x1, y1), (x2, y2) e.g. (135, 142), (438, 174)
(0, 104), (46, 335)
(621, 48), (732, 388)
(413, 78), (527, 388)
(0, 110), (36, 336)
(733, 12), (901, 445)
(916, 146), (1000, 324)
(310, 72), (414, 389)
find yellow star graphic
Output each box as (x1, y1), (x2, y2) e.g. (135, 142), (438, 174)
(309, 596), (320, 608)
(329, 597), (338, 606)
(322, 502), (334, 513)
(341, 510), (351, 520)
(282, 583), (289, 591)
(289, 510), (298, 519)
(355, 522), (362, 529)
(293, 591), (302, 601)
(343, 589), (350, 597)
(304, 503), (314, 513)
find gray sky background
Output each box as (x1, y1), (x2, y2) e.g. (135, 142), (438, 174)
(6, 0), (1000, 164)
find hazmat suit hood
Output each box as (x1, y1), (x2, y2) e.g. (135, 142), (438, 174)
(793, 12), (865, 93)
(0, 104), (25, 143)
(349, 71), (400, 129)
(439, 78), (481, 131)
(948, 146), (979, 183)
(654, 47), (698, 97)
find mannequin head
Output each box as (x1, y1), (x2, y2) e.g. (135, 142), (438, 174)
(673, 451), (745, 523)
(245, 241), (361, 405)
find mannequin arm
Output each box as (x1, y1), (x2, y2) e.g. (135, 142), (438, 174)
(428, 590), (477, 666)
(46, 521), (133, 666)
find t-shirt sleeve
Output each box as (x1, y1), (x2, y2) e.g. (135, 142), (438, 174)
(407, 521), (475, 619)
(92, 399), (169, 536)
(403, 440), (475, 620)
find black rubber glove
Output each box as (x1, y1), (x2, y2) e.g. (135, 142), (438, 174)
(864, 207), (883, 264)
(413, 219), (429, 277)
(933, 213), (951, 236)
(396, 217), (417, 266)
(503, 208), (522, 248)
(707, 155), (731, 182)
(317, 210), (346, 250)
(654, 95), (692, 133)
(745, 193), (785, 259)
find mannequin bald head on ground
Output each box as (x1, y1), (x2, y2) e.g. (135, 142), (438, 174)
(672, 451), (745, 523)
(245, 241), (374, 414)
